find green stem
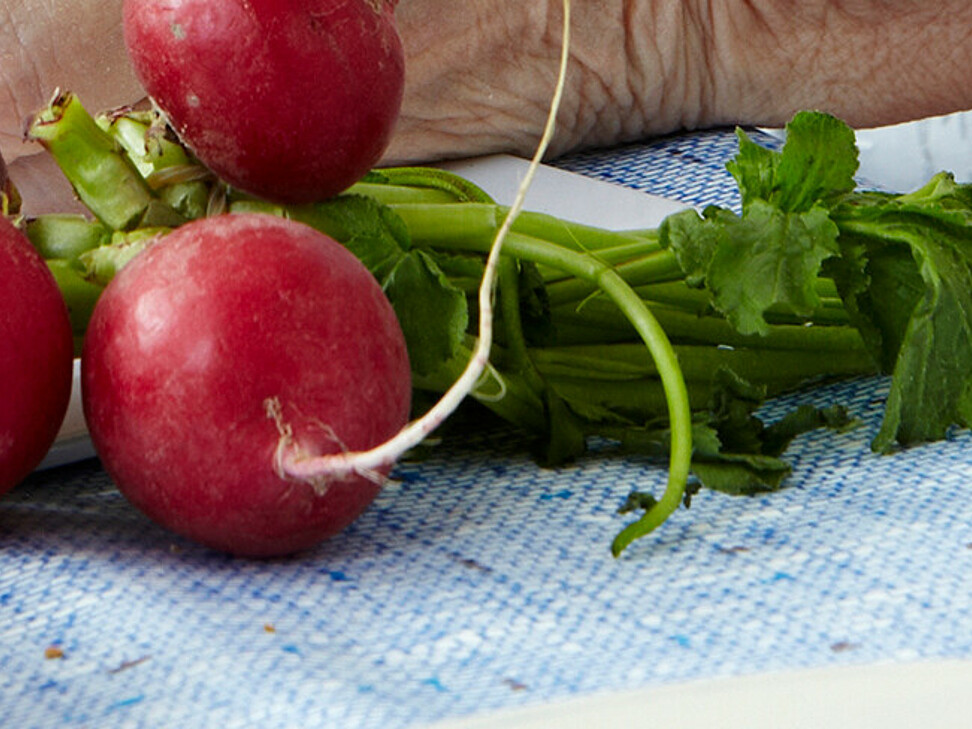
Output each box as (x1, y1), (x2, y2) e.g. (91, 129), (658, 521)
(508, 208), (661, 253)
(45, 259), (104, 355)
(98, 111), (194, 175)
(25, 214), (109, 262)
(99, 110), (213, 220)
(553, 298), (867, 351)
(24, 91), (165, 230)
(388, 203), (662, 258)
(394, 210), (693, 548)
(364, 166), (496, 203)
(346, 182), (460, 205)
(598, 267), (692, 554)
(632, 281), (851, 325)
(392, 202), (501, 246)
(531, 342), (877, 384)
(79, 228), (169, 286)
(546, 249), (684, 305)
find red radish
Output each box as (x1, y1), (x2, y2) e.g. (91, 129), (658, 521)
(81, 213), (411, 556)
(122, 0), (405, 204)
(0, 216), (74, 495)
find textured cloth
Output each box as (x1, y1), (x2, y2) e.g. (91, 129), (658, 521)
(4, 130), (972, 729)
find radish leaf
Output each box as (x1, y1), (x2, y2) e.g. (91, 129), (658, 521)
(383, 250), (468, 377)
(832, 173), (972, 451)
(729, 110), (858, 213)
(662, 202), (840, 336)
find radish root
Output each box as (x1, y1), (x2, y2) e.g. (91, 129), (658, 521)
(470, 361), (508, 403)
(277, 0), (573, 484)
(266, 396), (384, 492)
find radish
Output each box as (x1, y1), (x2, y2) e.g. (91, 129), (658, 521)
(0, 215), (74, 495)
(122, 0), (405, 204)
(81, 214), (411, 556)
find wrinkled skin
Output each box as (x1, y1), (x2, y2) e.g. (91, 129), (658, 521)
(4, 0), (972, 211)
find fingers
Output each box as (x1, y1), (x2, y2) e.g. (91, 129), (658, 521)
(691, 0), (972, 131)
(1, 0), (143, 163)
(6, 152), (87, 217)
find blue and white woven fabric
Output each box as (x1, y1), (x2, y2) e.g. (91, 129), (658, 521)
(4, 130), (972, 729)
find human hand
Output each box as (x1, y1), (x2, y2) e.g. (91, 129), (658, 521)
(385, 0), (972, 165)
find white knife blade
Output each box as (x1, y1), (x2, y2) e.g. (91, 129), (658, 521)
(438, 154), (688, 230)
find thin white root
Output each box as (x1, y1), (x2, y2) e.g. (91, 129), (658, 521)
(279, 0), (572, 484)
(265, 397), (386, 493)
(266, 397), (294, 481)
(471, 360), (508, 403)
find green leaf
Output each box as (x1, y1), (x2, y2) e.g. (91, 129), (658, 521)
(729, 111), (859, 213)
(691, 457), (791, 496)
(825, 234), (923, 372)
(658, 207), (726, 286)
(292, 194), (411, 280)
(832, 176), (972, 451)
(896, 170), (972, 216)
(705, 201), (841, 335)
(876, 230), (972, 450)
(383, 250), (469, 377)
(772, 111), (859, 212)
(662, 115), (854, 338)
(289, 194), (471, 378)
(760, 403), (855, 456)
(688, 370), (852, 496)
(534, 389), (589, 466)
(704, 367), (767, 454)
(517, 260), (555, 346)
(726, 128), (779, 209)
